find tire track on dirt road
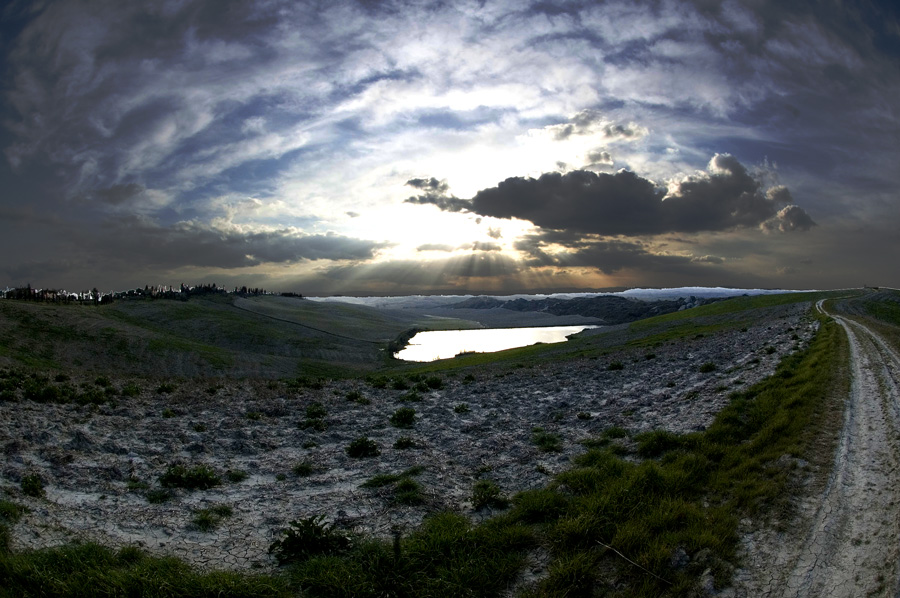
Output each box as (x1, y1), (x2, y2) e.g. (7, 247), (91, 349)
(777, 301), (900, 597)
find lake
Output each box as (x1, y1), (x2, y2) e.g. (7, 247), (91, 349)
(394, 325), (599, 362)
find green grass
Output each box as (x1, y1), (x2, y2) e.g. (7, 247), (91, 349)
(0, 543), (289, 597)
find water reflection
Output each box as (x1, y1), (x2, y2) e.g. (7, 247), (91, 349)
(395, 325), (598, 362)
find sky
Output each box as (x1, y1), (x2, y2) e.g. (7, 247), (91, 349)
(1, 0), (898, 295)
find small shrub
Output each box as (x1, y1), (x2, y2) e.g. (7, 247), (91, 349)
(368, 376), (388, 389)
(346, 436), (379, 458)
(293, 460), (314, 477)
(394, 478), (424, 505)
(191, 504), (233, 532)
(765, 346), (777, 355)
(463, 373), (476, 383)
(225, 469), (248, 483)
(305, 402), (327, 419)
(301, 440), (318, 449)
(159, 464), (221, 490)
(245, 411), (262, 421)
(531, 427), (562, 452)
(120, 383), (140, 397)
(454, 403), (470, 414)
(393, 436), (416, 449)
(268, 515), (352, 565)
(94, 376), (111, 388)
(275, 473), (287, 481)
(21, 474), (44, 498)
(0, 500), (26, 524)
(391, 378), (409, 390)
(345, 390), (363, 402)
(635, 429), (683, 458)
(390, 407), (416, 428)
(603, 426), (629, 439)
(298, 418), (327, 432)
(576, 412), (592, 420)
(54, 373), (70, 383)
(157, 383), (176, 394)
(608, 361), (624, 371)
(698, 362), (717, 373)
(400, 390), (421, 402)
(193, 423), (207, 432)
(424, 376), (443, 389)
(145, 489), (171, 503)
(472, 480), (509, 510)
(126, 478), (149, 491)
(161, 408), (176, 418)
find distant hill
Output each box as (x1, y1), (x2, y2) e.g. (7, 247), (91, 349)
(448, 294), (719, 325)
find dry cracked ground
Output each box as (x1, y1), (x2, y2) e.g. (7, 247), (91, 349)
(9, 299), (896, 595)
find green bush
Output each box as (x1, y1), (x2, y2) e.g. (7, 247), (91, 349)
(269, 515), (352, 565)
(156, 383), (176, 394)
(120, 383), (140, 397)
(453, 403), (470, 414)
(305, 402), (327, 419)
(698, 362), (717, 373)
(393, 436), (416, 449)
(531, 427), (562, 452)
(346, 437), (380, 458)
(191, 505), (233, 532)
(390, 407), (416, 428)
(293, 460), (314, 477)
(394, 478), (424, 505)
(424, 376), (443, 389)
(472, 480), (509, 510)
(608, 361), (624, 371)
(145, 489), (171, 504)
(21, 474), (44, 498)
(159, 464), (221, 490)
(225, 469), (248, 483)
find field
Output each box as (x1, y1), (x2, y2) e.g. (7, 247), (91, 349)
(1, 288), (895, 597)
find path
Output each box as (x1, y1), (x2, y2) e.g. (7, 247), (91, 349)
(775, 301), (900, 597)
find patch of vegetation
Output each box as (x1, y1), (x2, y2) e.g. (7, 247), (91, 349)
(268, 515), (353, 565)
(0, 500), (26, 524)
(156, 382), (176, 394)
(346, 436), (380, 458)
(192, 423), (207, 432)
(393, 478), (424, 505)
(161, 408), (176, 418)
(245, 411), (262, 421)
(390, 378), (410, 391)
(453, 403), (470, 414)
(292, 460), (314, 477)
(0, 543), (288, 596)
(608, 360), (624, 370)
(472, 480), (509, 510)
(191, 504), (233, 532)
(424, 375), (443, 389)
(159, 464), (221, 490)
(399, 390), (421, 402)
(145, 489), (171, 504)
(698, 361), (717, 373)
(305, 402), (327, 419)
(21, 474), (45, 498)
(367, 376), (388, 389)
(576, 411), (592, 420)
(120, 382), (140, 397)
(393, 436), (416, 449)
(389, 407), (416, 428)
(225, 469), (248, 483)
(531, 427), (562, 452)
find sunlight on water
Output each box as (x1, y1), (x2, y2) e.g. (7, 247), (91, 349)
(395, 325), (599, 362)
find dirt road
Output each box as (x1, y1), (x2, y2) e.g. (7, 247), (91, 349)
(776, 301), (900, 596)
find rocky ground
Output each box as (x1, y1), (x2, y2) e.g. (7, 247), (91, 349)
(1, 302), (817, 573)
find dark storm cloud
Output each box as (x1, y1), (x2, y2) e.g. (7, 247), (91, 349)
(415, 154), (814, 237)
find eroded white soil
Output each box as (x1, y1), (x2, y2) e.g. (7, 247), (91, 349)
(1, 304), (815, 572)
